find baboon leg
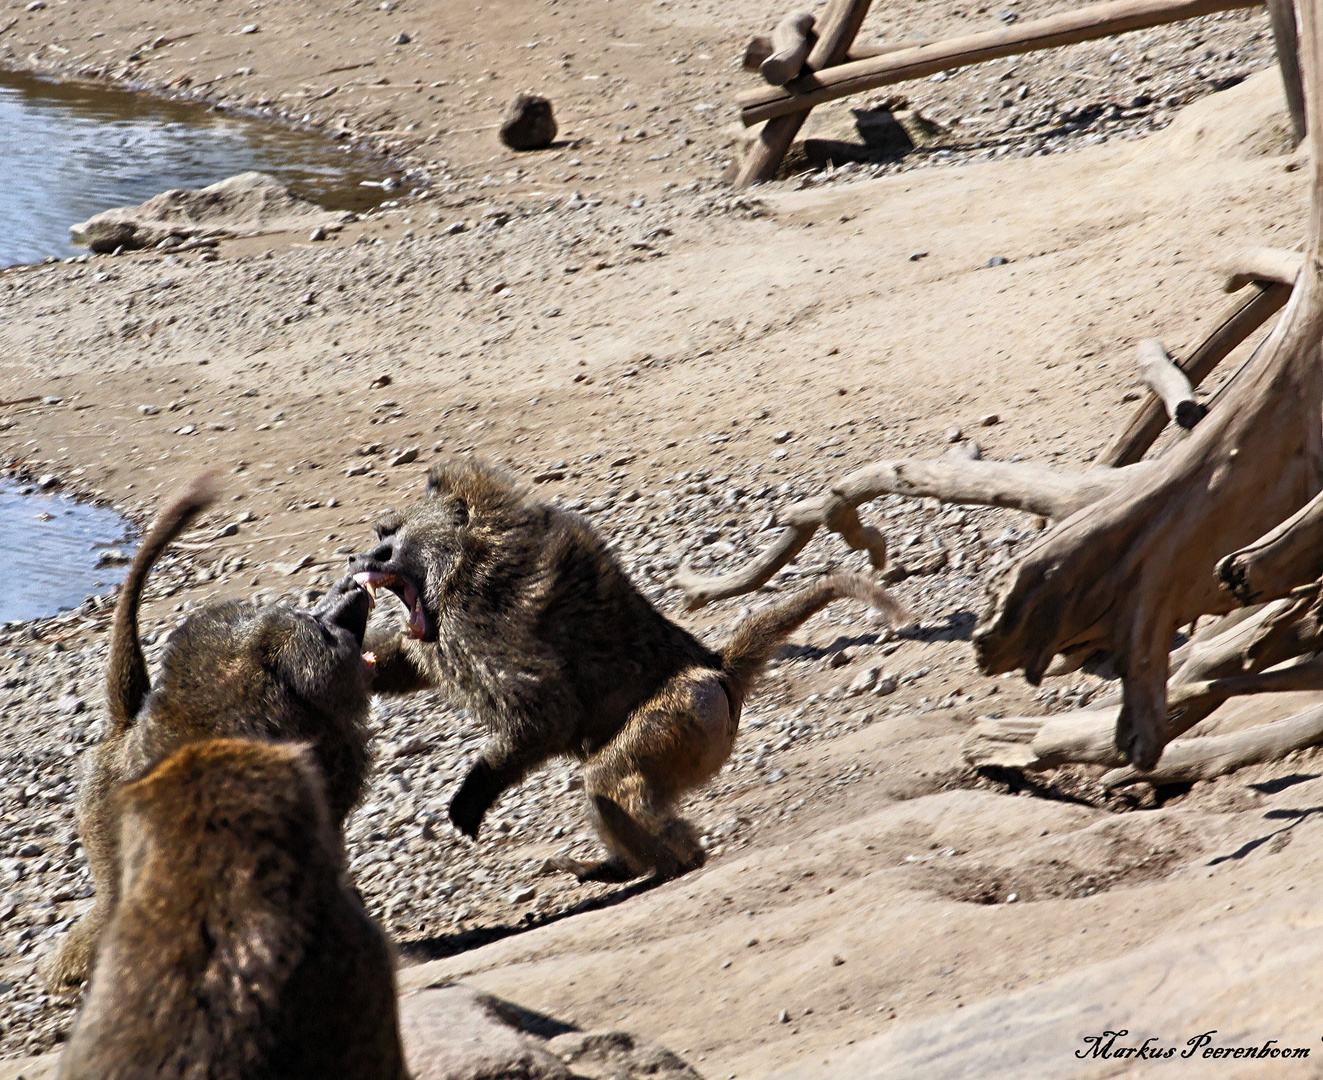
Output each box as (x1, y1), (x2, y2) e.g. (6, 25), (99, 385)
(448, 735), (552, 840)
(544, 852), (638, 884)
(43, 899), (110, 989)
(362, 626), (433, 696)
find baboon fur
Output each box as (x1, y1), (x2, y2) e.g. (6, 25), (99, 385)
(46, 476), (376, 990)
(352, 459), (907, 882)
(58, 738), (405, 1080)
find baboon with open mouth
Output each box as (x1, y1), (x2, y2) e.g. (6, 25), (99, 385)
(352, 458), (907, 883)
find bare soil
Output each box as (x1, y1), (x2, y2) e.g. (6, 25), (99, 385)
(0, 1), (1320, 1076)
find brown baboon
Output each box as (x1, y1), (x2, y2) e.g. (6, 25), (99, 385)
(45, 477), (376, 990)
(58, 738), (406, 1080)
(351, 459), (907, 883)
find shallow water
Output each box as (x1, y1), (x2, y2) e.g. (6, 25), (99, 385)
(0, 481), (137, 623)
(0, 69), (392, 268)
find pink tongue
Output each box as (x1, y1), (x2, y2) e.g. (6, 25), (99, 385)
(408, 601), (427, 639)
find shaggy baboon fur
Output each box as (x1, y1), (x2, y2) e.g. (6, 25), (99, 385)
(57, 738), (405, 1080)
(352, 459), (907, 882)
(45, 477), (376, 990)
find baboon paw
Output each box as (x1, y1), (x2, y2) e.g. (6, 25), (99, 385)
(448, 804), (482, 840)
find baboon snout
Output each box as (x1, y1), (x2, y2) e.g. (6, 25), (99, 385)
(350, 540), (395, 571)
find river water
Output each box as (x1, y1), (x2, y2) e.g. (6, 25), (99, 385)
(0, 69), (392, 268)
(0, 481), (137, 624)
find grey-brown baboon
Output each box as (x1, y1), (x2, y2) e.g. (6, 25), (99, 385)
(351, 459), (907, 883)
(45, 476), (377, 990)
(57, 738), (406, 1080)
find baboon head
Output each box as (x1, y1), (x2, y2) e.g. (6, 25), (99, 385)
(349, 458), (540, 643)
(145, 575), (375, 734)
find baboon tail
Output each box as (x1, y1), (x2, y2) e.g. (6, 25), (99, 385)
(719, 573), (909, 700)
(106, 474), (219, 732)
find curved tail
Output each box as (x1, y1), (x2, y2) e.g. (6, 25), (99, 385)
(719, 573), (909, 701)
(106, 475), (219, 732)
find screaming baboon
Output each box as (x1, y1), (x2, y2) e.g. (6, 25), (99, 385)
(46, 476), (377, 990)
(58, 738), (405, 1080)
(352, 459), (907, 883)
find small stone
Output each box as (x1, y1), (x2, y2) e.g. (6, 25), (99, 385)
(239, 23), (259, 33)
(847, 668), (879, 695)
(26, 0), (46, 9)
(37, 474), (58, 489)
(773, 430), (793, 444)
(390, 447), (419, 467)
(310, 226), (327, 241)
(345, 462), (372, 476)
(444, 222), (468, 235)
(829, 649), (852, 669)
(176, 424), (197, 435)
(57, 695), (84, 715)
(393, 31), (412, 44)
(499, 92), (558, 151)
(507, 885), (536, 904)
(390, 734), (430, 757)
(1006, 892), (1019, 903)
(778, 1009), (790, 1023)
(908, 251), (929, 261)
(214, 522), (239, 539)
(831, 955), (846, 966)
(985, 255), (1010, 267)
(139, 404), (160, 415)
(873, 674), (899, 696)
(944, 426), (964, 443)
(17, 843), (42, 858)
(980, 413), (1000, 426)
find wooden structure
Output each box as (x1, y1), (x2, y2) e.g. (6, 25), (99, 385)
(733, 0), (1300, 187)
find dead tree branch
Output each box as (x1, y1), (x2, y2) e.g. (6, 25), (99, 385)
(1135, 339), (1206, 430)
(1223, 246), (1304, 293)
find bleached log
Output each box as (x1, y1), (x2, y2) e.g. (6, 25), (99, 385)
(1102, 702), (1323, 787)
(760, 12), (817, 86)
(975, 0), (1323, 771)
(1135, 339), (1206, 430)
(739, 0), (1259, 126)
(1223, 246), (1305, 293)
(674, 458), (1148, 609)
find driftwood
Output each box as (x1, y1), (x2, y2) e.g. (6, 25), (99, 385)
(760, 12), (817, 86)
(741, 35), (924, 71)
(739, 0), (1259, 126)
(1218, 489), (1323, 604)
(974, 0), (1323, 771)
(1101, 701), (1323, 787)
(1135, 339), (1207, 430)
(675, 458), (1147, 608)
(1268, 0), (1307, 147)
(734, 0), (874, 188)
(1223, 246), (1304, 293)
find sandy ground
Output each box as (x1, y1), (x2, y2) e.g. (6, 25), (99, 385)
(1, 0), (1322, 1075)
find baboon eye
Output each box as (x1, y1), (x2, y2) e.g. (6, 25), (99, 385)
(451, 498), (469, 527)
(374, 511), (402, 540)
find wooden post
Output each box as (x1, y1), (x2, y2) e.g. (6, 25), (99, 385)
(761, 12), (817, 86)
(1268, 0), (1307, 147)
(739, 0), (1259, 127)
(733, 0), (874, 189)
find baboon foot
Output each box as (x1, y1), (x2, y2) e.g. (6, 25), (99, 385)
(41, 919), (97, 991)
(545, 854), (639, 884)
(448, 760), (505, 839)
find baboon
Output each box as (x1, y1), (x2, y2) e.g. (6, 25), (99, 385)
(351, 459), (907, 883)
(58, 738), (405, 1080)
(45, 476), (377, 990)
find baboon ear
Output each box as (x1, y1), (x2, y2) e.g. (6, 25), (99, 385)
(425, 465), (448, 498)
(374, 510), (402, 539)
(450, 496), (469, 527)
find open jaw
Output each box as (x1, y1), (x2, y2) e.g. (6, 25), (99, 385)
(353, 570), (432, 640)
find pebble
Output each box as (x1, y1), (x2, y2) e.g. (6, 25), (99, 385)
(499, 92), (558, 151)
(310, 226), (328, 242)
(390, 448), (420, 467)
(507, 885), (536, 904)
(985, 256), (1010, 267)
(56, 695), (84, 716)
(393, 31), (411, 44)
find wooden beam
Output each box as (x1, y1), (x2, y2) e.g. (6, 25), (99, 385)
(1223, 245), (1305, 292)
(760, 11), (817, 86)
(740, 0), (1261, 126)
(1268, 0), (1307, 146)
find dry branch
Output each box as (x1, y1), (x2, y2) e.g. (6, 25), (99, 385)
(1101, 284), (1290, 467)
(1268, 0), (1307, 147)
(739, 0), (1259, 126)
(674, 458), (1148, 608)
(760, 12), (817, 86)
(974, 0), (1323, 771)
(1223, 246), (1304, 293)
(1102, 701), (1323, 787)
(1135, 339), (1207, 429)
(1218, 488), (1323, 604)
(734, 0), (873, 188)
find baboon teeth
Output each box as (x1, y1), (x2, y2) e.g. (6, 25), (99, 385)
(361, 650), (377, 673)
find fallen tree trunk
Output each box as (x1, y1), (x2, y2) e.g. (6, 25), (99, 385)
(974, 0), (1323, 771)
(1100, 283), (1290, 466)
(739, 0), (1260, 126)
(1102, 701), (1323, 787)
(674, 457), (1147, 608)
(1135, 339), (1206, 430)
